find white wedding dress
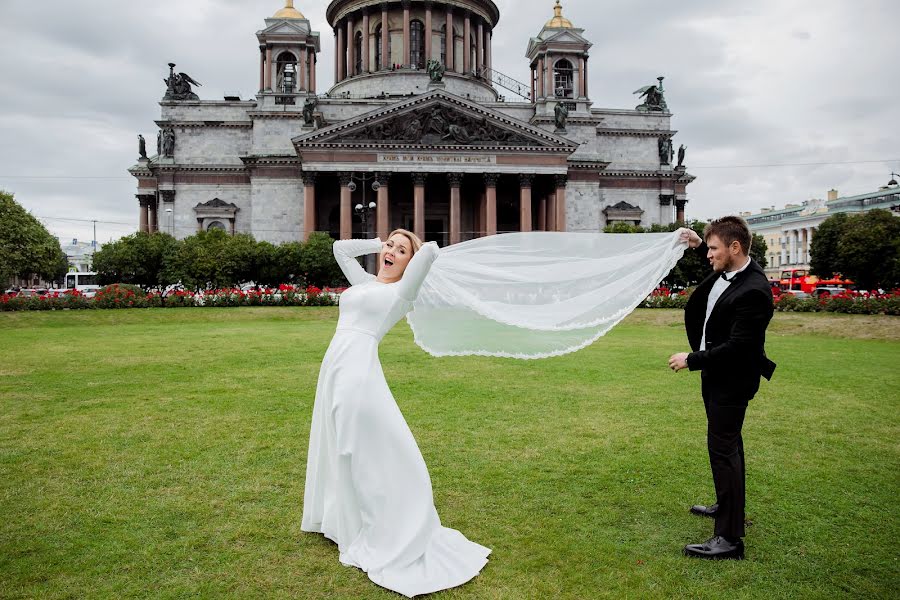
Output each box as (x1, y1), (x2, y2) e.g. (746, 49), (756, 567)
(301, 238), (491, 598)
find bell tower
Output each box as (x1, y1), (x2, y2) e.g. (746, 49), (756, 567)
(256, 1), (321, 107)
(526, 1), (592, 119)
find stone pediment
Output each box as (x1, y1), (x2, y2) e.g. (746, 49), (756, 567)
(194, 198), (239, 217)
(293, 90), (577, 152)
(607, 201), (640, 211)
(527, 29), (592, 57)
(258, 20), (310, 36)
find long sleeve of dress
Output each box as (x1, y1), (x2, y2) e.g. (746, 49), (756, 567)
(396, 241), (439, 302)
(333, 238), (382, 286)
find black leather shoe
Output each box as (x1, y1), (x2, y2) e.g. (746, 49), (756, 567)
(689, 503), (719, 518)
(683, 536), (744, 560)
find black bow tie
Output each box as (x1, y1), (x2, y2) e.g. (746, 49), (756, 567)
(721, 272), (731, 281)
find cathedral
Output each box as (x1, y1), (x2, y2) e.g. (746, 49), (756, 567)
(129, 0), (694, 245)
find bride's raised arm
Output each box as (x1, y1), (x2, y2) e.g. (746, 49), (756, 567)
(397, 241), (439, 301)
(333, 238), (382, 286)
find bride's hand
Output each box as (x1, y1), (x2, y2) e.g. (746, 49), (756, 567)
(677, 228), (702, 248)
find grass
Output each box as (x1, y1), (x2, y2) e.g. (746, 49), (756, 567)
(0, 308), (898, 599)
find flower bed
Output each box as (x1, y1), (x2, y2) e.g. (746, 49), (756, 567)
(0, 284), (338, 311)
(774, 290), (900, 315)
(641, 288), (900, 315)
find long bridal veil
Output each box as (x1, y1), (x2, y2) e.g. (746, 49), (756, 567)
(407, 231), (688, 359)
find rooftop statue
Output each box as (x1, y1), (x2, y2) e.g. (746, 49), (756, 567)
(634, 76), (668, 112)
(426, 59), (445, 83)
(163, 63), (202, 101)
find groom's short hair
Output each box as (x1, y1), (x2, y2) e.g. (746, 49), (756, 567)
(704, 216), (752, 255)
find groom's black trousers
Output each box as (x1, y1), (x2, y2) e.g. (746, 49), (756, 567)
(701, 373), (748, 540)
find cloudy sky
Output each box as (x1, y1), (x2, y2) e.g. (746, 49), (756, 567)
(1, 0), (898, 244)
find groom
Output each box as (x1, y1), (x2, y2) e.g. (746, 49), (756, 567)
(670, 217), (776, 560)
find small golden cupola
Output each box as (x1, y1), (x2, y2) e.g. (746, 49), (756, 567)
(545, 0), (574, 29)
(273, 0), (304, 19)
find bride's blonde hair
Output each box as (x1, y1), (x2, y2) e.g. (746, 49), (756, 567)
(388, 228), (423, 255)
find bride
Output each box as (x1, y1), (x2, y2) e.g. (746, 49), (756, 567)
(301, 229), (491, 598)
(302, 226), (694, 597)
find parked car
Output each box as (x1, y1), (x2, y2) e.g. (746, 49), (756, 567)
(782, 290), (811, 299)
(812, 286), (848, 298)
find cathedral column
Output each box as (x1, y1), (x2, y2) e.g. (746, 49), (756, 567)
(546, 190), (556, 231)
(336, 25), (345, 81)
(424, 2), (433, 62)
(376, 172), (390, 240)
(137, 195), (150, 233)
(485, 28), (492, 72)
(519, 174), (534, 232)
(402, 1), (411, 67)
(554, 174), (567, 232)
(484, 173), (498, 235)
(339, 172), (353, 240)
(264, 45), (273, 90)
(259, 46), (265, 92)
(579, 56), (586, 98)
(300, 46), (308, 91)
(448, 173), (463, 245)
(537, 58), (544, 98)
(310, 49), (316, 92)
(148, 197), (158, 234)
(413, 172), (427, 241)
(584, 55), (589, 98)
(675, 199), (687, 225)
(463, 12), (471, 74)
(302, 172), (317, 241)
(346, 16), (355, 76)
(381, 3), (390, 69)
(445, 7), (454, 72)
(362, 9), (370, 73)
(531, 65), (536, 100)
(538, 194), (547, 231)
(545, 55), (553, 98)
(476, 18), (483, 75)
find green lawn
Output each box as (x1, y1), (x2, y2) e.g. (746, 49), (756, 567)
(1, 308), (897, 599)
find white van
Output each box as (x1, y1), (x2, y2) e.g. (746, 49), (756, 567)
(64, 272), (101, 297)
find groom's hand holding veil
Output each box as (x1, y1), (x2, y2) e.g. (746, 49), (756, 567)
(669, 228), (702, 372)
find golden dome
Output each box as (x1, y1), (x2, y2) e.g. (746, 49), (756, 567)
(273, 0), (305, 19)
(545, 0), (574, 28)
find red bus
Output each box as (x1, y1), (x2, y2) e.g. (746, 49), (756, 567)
(779, 269), (854, 294)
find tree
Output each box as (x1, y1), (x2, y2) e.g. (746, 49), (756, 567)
(0, 190), (68, 285)
(164, 229), (231, 290)
(218, 233), (259, 286)
(809, 212), (849, 278)
(835, 209), (900, 290)
(92, 232), (179, 290)
(301, 232), (344, 287)
(276, 242), (305, 284)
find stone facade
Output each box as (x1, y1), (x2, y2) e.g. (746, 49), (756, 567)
(129, 1), (695, 245)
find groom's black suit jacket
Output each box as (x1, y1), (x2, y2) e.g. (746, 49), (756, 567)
(685, 257), (776, 405)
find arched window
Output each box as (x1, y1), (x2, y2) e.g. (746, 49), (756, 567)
(440, 24), (447, 66)
(553, 58), (574, 98)
(375, 24), (383, 70)
(207, 221), (226, 232)
(410, 19), (425, 68)
(276, 51), (297, 94)
(354, 31), (363, 75)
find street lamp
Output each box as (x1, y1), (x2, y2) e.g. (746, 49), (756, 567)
(350, 172), (381, 271)
(165, 207), (174, 236)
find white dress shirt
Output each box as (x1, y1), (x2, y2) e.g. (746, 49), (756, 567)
(700, 256), (752, 350)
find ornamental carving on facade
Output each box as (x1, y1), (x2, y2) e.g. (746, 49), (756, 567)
(340, 105), (534, 146)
